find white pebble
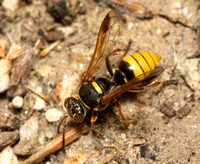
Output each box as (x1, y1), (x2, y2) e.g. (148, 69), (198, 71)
(44, 128), (54, 139)
(33, 96), (46, 111)
(156, 28), (161, 35)
(12, 96), (23, 109)
(45, 162), (51, 164)
(0, 146), (19, 164)
(182, 7), (189, 15)
(20, 116), (39, 140)
(120, 133), (126, 139)
(2, 0), (20, 12)
(57, 27), (74, 38)
(45, 108), (63, 122)
(173, 1), (182, 8)
(128, 22), (134, 29)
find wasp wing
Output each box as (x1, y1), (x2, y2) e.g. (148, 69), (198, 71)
(82, 9), (123, 82)
(101, 67), (165, 104)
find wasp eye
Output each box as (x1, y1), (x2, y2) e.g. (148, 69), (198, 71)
(73, 110), (85, 123)
(64, 97), (86, 123)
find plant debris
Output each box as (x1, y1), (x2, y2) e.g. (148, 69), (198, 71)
(47, 0), (76, 25)
(0, 109), (20, 130)
(0, 130), (19, 151)
(103, 0), (153, 19)
(160, 103), (176, 118)
(23, 122), (89, 164)
(140, 144), (157, 161)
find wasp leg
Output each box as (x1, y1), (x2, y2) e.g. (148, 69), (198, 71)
(128, 81), (160, 92)
(57, 114), (71, 149)
(123, 39), (132, 57)
(91, 110), (101, 136)
(106, 49), (121, 77)
(161, 80), (178, 86)
(129, 80), (178, 93)
(106, 40), (132, 80)
(113, 98), (137, 126)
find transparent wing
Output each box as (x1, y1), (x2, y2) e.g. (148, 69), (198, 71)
(101, 67), (165, 103)
(82, 9), (123, 82)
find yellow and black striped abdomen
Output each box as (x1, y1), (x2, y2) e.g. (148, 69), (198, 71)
(114, 52), (161, 85)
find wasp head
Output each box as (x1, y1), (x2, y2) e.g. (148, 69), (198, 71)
(63, 97), (86, 123)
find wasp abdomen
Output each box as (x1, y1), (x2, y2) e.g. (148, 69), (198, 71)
(114, 52), (161, 85)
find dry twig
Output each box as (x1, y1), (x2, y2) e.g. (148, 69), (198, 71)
(39, 40), (61, 58)
(26, 86), (50, 102)
(23, 122), (89, 164)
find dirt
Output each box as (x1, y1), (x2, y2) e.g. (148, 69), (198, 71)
(0, 0), (200, 163)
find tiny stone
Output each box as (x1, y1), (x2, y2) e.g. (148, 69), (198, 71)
(182, 7), (189, 16)
(173, 2), (182, 8)
(20, 116), (38, 140)
(45, 162), (51, 164)
(2, 0), (20, 12)
(0, 146), (19, 164)
(14, 116), (39, 156)
(44, 128), (54, 139)
(33, 96), (46, 111)
(45, 108), (63, 122)
(12, 96), (24, 109)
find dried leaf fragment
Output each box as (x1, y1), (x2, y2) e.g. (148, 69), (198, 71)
(140, 144), (156, 160)
(176, 106), (192, 119)
(160, 103), (176, 118)
(0, 42), (22, 93)
(0, 130), (19, 151)
(105, 0), (153, 19)
(0, 109), (20, 130)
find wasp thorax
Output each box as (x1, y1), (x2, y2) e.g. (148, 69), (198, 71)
(64, 97), (86, 123)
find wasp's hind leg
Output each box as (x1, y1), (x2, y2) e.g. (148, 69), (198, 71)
(106, 40), (132, 83)
(106, 49), (122, 78)
(113, 98), (137, 126)
(128, 81), (160, 92)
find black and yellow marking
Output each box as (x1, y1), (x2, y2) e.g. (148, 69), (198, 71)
(92, 81), (103, 94)
(122, 52), (161, 78)
(114, 52), (161, 85)
(78, 94), (91, 109)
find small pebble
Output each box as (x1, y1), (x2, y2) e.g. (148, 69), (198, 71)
(53, 74), (79, 105)
(44, 128), (54, 139)
(33, 96), (46, 111)
(2, 0), (20, 12)
(182, 7), (189, 16)
(57, 26), (75, 37)
(45, 108), (63, 122)
(173, 1), (182, 8)
(0, 146), (19, 164)
(45, 161), (51, 164)
(36, 65), (55, 77)
(20, 116), (38, 141)
(14, 115), (40, 156)
(12, 96), (23, 109)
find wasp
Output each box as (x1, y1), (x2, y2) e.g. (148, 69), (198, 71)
(58, 9), (164, 138)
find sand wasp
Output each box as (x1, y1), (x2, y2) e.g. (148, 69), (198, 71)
(58, 9), (164, 138)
